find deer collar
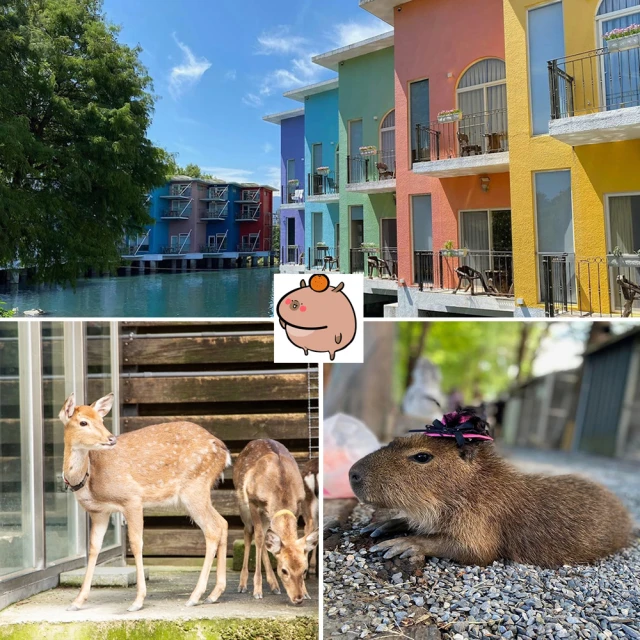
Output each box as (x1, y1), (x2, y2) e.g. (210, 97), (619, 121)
(272, 509), (297, 521)
(64, 471), (89, 492)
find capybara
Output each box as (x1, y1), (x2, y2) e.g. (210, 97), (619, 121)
(349, 413), (633, 568)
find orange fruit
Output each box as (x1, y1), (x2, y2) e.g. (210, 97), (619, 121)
(309, 274), (330, 292)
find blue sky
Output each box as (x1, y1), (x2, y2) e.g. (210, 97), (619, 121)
(102, 0), (390, 193)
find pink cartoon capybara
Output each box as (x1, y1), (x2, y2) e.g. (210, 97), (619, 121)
(277, 274), (357, 361)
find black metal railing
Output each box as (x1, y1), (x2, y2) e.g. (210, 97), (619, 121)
(238, 242), (259, 252)
(282, 184), (304, 204)
(346, 151), (396, 185)
(161, 244), (191, 254)
(414, 109), (509, 163)
(307, 171), (339, 197)
(199, 242), (227, 252)
(307, 246), (339, 271)
(281, 245), (303, 265)
(235, 208), (259, 222)
(414, 250), (514, 296)
(540, 253), (575, 316)
(161, 209), (191, 219)
(201, 205), (227, 220)
(549, 46), (640, 119)
(349, 249), (366, 274)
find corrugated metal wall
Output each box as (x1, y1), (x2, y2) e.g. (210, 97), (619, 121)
(118, 321), (319, 558)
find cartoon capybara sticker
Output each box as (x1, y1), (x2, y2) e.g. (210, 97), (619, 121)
(276, 274), (357, 361)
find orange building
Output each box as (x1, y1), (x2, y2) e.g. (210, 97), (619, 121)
(362, 0), (514, 316)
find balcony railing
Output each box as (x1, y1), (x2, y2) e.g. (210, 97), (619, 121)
(549, 46), (640, 119)
(282, 184), (304, 205)
(347, 247), (397, 278)
(238, 190), (260, 203)
(347, 150), (396, 185)
(307, 171), (339, 197)
(161, 209), (191, 219)
(235, 207), (260, 222)
(281, 245), (303, 265)
(161, 244), (191, 255)
(200, 241), (228, 252)
(203, 186), (228, 201)
(307, 246), (340, 271)
(167, 185), (191, 198)
(201, 205), (227, 220)
(414, 109), (509, 163)
(238, 241), (259, 252)
(121, 244), (149, 255)
(414, 250), (514, 296)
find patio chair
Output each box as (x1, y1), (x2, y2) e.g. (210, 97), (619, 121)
(377, 162), (395, 180)
(457, 132), (482, 157)
(617, 275), (640, 317)
(323, 255), (339, 271)
(484, 132), (504, 154)
(326, 177), (337, 194)
(294, 189), (304, 203)
(368, 255), (384, 278)
(453, 265), (493, 295)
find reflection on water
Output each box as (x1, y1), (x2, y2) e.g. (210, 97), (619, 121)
(0, 269), (276, 318)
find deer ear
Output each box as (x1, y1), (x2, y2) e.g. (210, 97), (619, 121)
(303, 530), (319, 553)
(59, 393), (76, 425)
(91, 393), (114, 418)
(300, 279), (307, 288)
(265, 529), (282, 554)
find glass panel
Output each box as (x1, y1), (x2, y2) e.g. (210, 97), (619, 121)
(312, 144), (323, 173)
(410, 80), (430, 158)
(602, 12), (640, 109)
(491, 210), (513, 252)
(461, 211), (491, 275)
(598, 0), (640, 15)
(85, 322), (119, 549)
(349, 120), (363, 156)
(381, 219), (397, 250)
(608, 195), (640, 310)
(0, 323), (34, 577)
(286, 159), (295, 182)
(313, 212), (323, 248)
(528, 2), (565, 135)
(459, 59), (506, 88)
(412, 195), (433, 251)
(42, 322), (78, 565)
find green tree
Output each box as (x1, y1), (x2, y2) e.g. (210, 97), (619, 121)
(0, 0), (170, 284)
(180, 163), (217, 180)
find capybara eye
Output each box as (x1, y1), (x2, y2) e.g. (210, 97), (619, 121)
(80, 420), (88, 427)
(410, 452), (433, 464)
(290, 300), (300, 311)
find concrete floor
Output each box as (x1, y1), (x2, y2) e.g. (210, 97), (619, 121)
(0, 570), (319, 626)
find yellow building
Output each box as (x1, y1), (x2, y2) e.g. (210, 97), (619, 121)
(504, 0), (640, 317)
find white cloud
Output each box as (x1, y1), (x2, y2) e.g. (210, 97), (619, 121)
(169, 34), (212, 100)
(225, 69), (237, 81)
(330, 20), (390, 48)
(263, 143), (273, 154)
(242, 93), (264, 108)
(257, 26), (309, 55)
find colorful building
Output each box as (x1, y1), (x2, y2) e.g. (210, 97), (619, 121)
(122, 176), (275, 270)
(284, 79), (341, 270)
(504, 0), (640, 317)
(263, 108), (306, 265)
(313, 33), (396, 283)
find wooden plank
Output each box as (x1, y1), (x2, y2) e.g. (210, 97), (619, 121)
(121, 413), (308, 441)
(0, 379), (117, 408)
(121, 335), (275, 366)
(131, 528), (245, 557)
(121, 374), (312, 404)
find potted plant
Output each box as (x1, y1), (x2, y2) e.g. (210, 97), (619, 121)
(316, 241), (328, 248)
(442, 240), (467, 258)
(604, 24), (640, 52)
(360, 242), (379, 252)
(607, 246), (640, 268)
(359, 146), (377, 157)
(316, 166), (330, 176)
(288, 179), (299, 187)
(437, 109), (463, 124)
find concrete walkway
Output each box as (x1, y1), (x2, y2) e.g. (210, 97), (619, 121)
(0, 570), (318, 626)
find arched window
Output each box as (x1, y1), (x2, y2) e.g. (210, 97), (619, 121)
(457, 59), (507, 151)
(379, 109), (395, 165)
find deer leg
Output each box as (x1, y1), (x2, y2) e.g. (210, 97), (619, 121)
(251, 504), (264, 599)
(182, 488), (224, 606)
(124, 506), (146, 612)
(237, 503), (253, 594)
(262, 545), (280, 594)
(68, 511), (110, 611)
(205, 510), (228, 604)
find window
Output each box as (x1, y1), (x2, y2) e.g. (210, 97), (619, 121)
(312, 211), (323, 248)
(312, 144), (323, 173)
(410, 80), (430, 162)
(412, 195), (433, 252)
(457, 60), (507, 150)
(380, 110), (396, 165)
(349, 206), (364, 273)
(286, 160), (296, 203)
(528, 2), (565, 135)
(608, 194), (640, 310)
(535, 170), (574, 301)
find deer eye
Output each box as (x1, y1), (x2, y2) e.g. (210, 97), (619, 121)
(79, 420), (88, 427)
(410, 453), (433, 464)
(281, 568), (289, 576)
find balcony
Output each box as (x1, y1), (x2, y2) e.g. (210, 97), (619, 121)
(307, 245), (340, 271)
(281, 245), (303, 265)
(237, 189), (260, 203)
(548, 47), (640, 145)
(235, 205), (260, 222)
(201, 204), (228, 221)
(348, 247), (398, 279)
(281, 183), (304, 209)
(161, 184), (191, 199)
(346, 151), (396, 194)
(307, 171), (339, 202)
(160, 209), (191, 220)
(161, 244), (191, 255)
(412, 109), (509, 177)
(200, 241), (228, 253)
(201, 186), (228, 202)
(414, 250), (514, 297)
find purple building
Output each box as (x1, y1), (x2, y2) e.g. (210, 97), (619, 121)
(263, 108), (305, 265)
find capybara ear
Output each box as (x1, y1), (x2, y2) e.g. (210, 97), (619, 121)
(300, 279), (307, 288)
(333, 282), (345, 293)
(459, 441), (482, 462)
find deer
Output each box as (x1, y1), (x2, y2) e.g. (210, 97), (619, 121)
(301, 458), (319, 574)
(234, 439), (319, 605)
(59, 392), (230, 612)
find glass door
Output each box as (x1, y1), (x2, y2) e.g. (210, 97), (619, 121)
(350, 206), (364, 273)
(312, 144), (323, 195)
(287, 217), (296, 263)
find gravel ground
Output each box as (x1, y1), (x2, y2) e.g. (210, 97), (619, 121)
(323, 450), (640, 640)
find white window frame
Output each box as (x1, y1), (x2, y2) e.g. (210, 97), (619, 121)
(456, 59), (507, 116)
(379, 109), (396, 156)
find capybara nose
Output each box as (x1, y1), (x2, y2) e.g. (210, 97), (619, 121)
(349, 465), (363, 487)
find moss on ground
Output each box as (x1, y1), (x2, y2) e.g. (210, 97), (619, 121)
(0, 617), (318, 640)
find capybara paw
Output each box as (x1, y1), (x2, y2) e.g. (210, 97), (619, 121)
(361, 518), (410, 539)
(370, 537), (427, 564)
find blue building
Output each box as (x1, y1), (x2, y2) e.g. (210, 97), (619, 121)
(284, 79), (340, 271)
